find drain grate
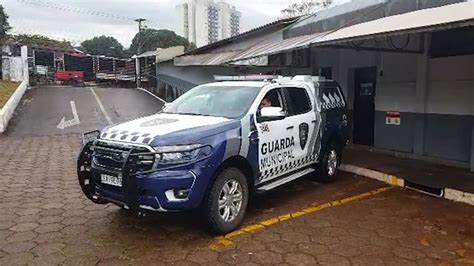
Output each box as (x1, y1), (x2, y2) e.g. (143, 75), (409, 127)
(405, 180), (443, 197)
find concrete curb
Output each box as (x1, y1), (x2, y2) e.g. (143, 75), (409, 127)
(339, 164), (404, 187)
(0, 80), (28, 133)
(339, 163), (474, 206)
(137, 87), (167, 104)
(444, 188), (474, 206)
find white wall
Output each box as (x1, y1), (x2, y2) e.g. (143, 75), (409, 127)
(427, 55), (474, 116)
(2, 57), (23, 82)
(376, 53), (418, 113)
(0, 80), (28, 133)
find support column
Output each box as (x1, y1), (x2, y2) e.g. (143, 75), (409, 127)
(135, 57), (141, 88)
(413, 33), (431, 155)
(21, 46), (29, 86)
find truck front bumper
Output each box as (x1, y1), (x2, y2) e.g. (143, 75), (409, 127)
(92, 168), (199, 211)
(77, 131), (213, 213)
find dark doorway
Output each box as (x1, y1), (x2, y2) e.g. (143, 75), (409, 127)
(353, 67), (377, 146)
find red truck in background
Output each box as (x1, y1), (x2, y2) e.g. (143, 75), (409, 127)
(55, 71), (84, 86)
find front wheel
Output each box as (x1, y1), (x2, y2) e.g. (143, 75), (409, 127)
(204, 168), (249, 234)
(317, 142), (341, 183)
(77, 143), (108, 204)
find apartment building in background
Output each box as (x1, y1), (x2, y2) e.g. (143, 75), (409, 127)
(176, 0), (241, 47)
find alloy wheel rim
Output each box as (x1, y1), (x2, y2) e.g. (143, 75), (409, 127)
(327, 150), (338, 176)
(218, 180), (243, 222)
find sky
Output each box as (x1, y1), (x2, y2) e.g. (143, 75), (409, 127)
(2, 0), (348, 48)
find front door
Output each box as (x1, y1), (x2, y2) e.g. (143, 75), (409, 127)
(353, 67), (377, 146)
(255, 88), (292, 183)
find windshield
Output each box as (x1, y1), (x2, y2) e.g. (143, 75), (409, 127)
(163, 85), (261, 119)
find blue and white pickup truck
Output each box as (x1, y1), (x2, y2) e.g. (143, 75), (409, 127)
(77, 75), (348, 233)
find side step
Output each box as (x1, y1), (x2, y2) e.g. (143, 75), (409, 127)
(257, 168), (315, 192)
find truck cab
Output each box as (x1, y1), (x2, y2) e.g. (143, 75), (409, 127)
(77, 75), (348, 234)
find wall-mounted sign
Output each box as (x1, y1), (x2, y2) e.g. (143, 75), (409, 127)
(386, 111), (401, 125)
(360, 82), (374, 96)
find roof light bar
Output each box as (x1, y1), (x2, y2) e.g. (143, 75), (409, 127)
(214, 75), (279, 81)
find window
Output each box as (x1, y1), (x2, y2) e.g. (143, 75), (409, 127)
(285, 87), (312, 115)
(259, 89), (285, 110)
(164, 85), (261, 119)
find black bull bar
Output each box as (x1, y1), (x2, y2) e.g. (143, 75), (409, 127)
(77, 130), (161, 213)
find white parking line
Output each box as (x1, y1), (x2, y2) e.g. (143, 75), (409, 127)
(90, 88), (113, 125)
(56, 101), (81, 130)
(70, 100), (80, 123)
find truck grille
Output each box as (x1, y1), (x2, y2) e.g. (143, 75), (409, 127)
(92, 140), (155, 172)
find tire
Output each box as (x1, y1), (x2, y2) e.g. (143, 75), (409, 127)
(204, 167), (249, 234)
(317, 142), (341, 183)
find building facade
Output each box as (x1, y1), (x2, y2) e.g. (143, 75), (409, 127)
(161, 0), (474, 172)
(176, 0), (241, 47)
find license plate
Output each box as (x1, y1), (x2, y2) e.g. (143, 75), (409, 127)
(101, 173), (122, 187)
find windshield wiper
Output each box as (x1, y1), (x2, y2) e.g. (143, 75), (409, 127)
(177, 112), (214, 117)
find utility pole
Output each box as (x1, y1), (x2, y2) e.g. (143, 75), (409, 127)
(135, 18), (146, 88)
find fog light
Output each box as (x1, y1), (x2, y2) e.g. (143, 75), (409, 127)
(174, 189), (190, 199)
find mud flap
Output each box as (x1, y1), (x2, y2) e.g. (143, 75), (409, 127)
(77, 142), (107, 204)
(122, 150), (140, 213)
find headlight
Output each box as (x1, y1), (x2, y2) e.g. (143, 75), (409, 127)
(153, 144), (212, 165)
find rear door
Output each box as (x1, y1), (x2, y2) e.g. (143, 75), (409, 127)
(283, 86), (318, 169)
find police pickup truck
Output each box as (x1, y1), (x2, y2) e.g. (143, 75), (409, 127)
(78, 75), (348, 234)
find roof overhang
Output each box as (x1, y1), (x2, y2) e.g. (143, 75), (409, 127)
(315, 1), (474, 46)
(174, 51), (241, 66)
(173, 2), (474, 66)
(230, 2), (474, 62)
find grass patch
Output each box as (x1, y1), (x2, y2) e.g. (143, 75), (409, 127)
(0, 80), (20, 109)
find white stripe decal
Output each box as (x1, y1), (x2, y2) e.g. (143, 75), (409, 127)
(239, 114), (251, 158)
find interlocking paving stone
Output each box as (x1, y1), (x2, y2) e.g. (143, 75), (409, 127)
(0, 134), (473, 264)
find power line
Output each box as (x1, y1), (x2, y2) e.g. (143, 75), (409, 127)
(16, 0), (165, 29)
(17, 0), (137, 21)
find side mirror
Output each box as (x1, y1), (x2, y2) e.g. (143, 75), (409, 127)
(258, 107), (285, 122)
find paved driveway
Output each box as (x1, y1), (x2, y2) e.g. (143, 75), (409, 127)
(6, 86), (163, 137)
(0, 85), (473, 265)
(0, 134), (473, 265)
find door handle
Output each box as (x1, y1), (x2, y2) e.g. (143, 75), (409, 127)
(249, 137), (259, 143)
(248, 131), (259, 143)
(286, 126), (294, 130)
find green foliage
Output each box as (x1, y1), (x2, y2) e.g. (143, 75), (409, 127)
(81, 35), (124, 58)
(129, 28), (193, 55)
(0, 5), (11, 41)
(9, 34), (73, 49)
(281, 0), (333, 18)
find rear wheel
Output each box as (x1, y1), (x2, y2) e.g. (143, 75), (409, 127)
(205, 168), (249, 234)
(317, 142), (341, 183)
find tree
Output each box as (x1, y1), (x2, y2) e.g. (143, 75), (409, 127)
(9, 34), (73, 49)
(281, 0), (333, 18)
(0, 5), (11, 41)
(129, 29), (193, 55)
(81, 36), (124, 58)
